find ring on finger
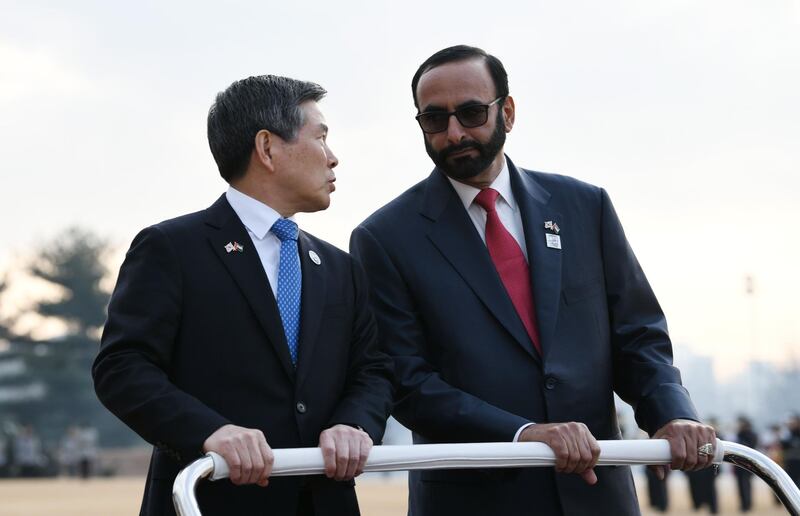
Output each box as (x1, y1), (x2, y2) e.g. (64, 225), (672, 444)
(697, 442), (714, 457)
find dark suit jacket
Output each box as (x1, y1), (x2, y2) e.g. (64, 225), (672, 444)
(350, 157), (699, 515)
(93, 195), (393, 516)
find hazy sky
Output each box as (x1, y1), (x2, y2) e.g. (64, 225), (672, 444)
(1, 0), (798, 379)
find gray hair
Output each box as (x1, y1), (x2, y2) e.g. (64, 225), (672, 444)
(207, 75), (327, 182)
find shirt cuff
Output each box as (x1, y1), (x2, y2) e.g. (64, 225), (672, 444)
(513, 422), (536, 442)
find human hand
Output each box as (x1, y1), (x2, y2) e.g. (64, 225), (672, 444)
(202, 424), (273, 486)
(319, 424), (373, 481)
(519, 422), (601, 485)
(650, 419), (717, 480)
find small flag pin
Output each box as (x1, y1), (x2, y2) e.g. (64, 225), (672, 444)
(224, 241), (244, 253)
(544, 221), (560, 234)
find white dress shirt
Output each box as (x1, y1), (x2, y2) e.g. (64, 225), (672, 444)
(225, 187), (294, 298)
(447, 163), (535, 441)
(446, 161), (528, 262)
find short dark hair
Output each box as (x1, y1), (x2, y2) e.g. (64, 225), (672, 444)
(207, 75), (327, 183)
(411, 45), (509, 110)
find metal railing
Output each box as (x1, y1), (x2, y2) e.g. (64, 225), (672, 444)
(172, 439), (800, 515)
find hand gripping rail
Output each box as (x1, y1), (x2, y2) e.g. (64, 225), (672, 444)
(173, 439), (800, 516)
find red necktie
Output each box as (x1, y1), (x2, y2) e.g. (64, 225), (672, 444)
(474, 188), (542, 354)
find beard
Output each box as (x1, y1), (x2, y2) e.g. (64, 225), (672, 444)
(425, 109), (506, 181)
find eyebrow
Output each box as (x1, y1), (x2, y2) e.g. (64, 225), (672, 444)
(421, 99), (487, 113)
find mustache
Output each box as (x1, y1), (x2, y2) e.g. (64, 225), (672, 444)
(440, 140), (482, 159)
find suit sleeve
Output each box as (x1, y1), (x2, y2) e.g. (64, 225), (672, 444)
(92, 226), (230, 460)
(325, 257), (394, 443)
(600, 189), (700, 435)
(350, 224), (529, 443)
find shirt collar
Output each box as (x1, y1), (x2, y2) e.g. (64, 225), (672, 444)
(446, 159), (517, 212)
(225, 186), (290, 240)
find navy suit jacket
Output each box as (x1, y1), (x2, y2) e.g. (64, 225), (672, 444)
(94, 195), (393, 516)
(350, 157), (699, 515)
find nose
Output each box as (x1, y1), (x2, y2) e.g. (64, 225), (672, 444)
(326, 145), (338, 169)
(445, 113), (467, 144)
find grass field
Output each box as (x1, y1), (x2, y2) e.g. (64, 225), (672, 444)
(0, 474), (791, 515)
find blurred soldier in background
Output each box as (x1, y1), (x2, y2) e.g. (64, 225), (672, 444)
(784, 415), (800, 488)
(734, 416), (758, 512)
(14, 424), (45, 477)
(687, 417), (719, 514)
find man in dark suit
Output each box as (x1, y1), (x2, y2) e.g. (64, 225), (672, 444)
(93, 75), (393, 516)
(350, 45), (716, 515)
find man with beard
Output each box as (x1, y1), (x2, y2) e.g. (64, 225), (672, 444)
(350, 45), (716, 515)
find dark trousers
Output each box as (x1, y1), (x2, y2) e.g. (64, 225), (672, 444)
(297, 488), (314, 516)
(646, 468), (668, 512)
(79, 458), (91, 479)
(687, 468), (718, 514)
(735, 469), (753, 512)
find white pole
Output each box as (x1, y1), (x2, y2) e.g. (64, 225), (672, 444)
(172, 439), (800, 516)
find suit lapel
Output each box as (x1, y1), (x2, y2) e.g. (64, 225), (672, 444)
(204, 195), (296, 382)
(295, 232), (326, 389)
(509, 159), (563, 363)
(422, 169), (540, 363)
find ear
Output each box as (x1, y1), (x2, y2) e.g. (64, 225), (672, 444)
(502, 95), (515, 132)
(253, 129), (276, 172)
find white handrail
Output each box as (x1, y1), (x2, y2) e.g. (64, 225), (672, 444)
(172, 439), (800, 516)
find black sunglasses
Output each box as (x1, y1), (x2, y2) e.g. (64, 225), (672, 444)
(415, 96), (505, 134)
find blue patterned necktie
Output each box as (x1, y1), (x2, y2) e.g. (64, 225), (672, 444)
(270, 218), (301, 366)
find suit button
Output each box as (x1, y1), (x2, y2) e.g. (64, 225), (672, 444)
(296, 402), (307, 414)
(545, 376), (558, 390)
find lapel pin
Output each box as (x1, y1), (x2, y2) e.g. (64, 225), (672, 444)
(224, 241), (244, 253)
(308, 250), (321, 265)
(544, 221), (560, 234)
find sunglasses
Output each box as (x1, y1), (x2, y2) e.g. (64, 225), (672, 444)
(415, 96), (505, 134)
